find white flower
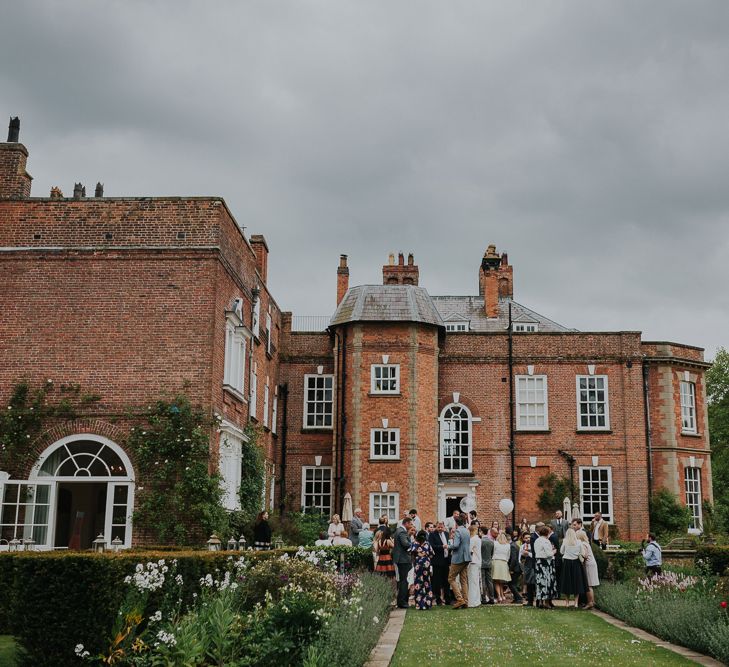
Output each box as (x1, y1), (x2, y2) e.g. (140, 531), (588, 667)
(74, 644), (85, 655)
(149, 610), (162, 623)
(373, 616), (379, 624)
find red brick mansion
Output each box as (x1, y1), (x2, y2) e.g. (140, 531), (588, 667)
(0, 119), (712, 546)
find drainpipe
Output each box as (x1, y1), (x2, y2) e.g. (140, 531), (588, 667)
(249, 287), (260, 420)
(278, 383), (289, 514)
(508, 301), (516, 528)
(642, 361), (653, 499)
(335, 328), (347, 515)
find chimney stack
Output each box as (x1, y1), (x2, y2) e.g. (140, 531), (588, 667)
(0, 116), (32, 199)
(336, 254), (349, 306)
(250, 234), (270, 283)
(73, 183), (85, 200)
(95, 182), (104, 197)
(383, 252), (419, 285)
(479, 244), (513, 318)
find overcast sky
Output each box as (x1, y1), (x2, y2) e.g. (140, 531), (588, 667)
(3, 1), (728, 358)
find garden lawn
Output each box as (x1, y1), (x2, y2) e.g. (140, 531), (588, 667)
(391, 606), (695, 667)
(0, 635), (17, 666)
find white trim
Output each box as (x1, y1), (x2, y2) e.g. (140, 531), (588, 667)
(576, 375), (610, 431)
(512, 322), (538, 332)
(301, 466), (333, 515)
(680, 381), (697, 434)
(303, 374), (335, 429)
(369, 491), (399, 525)
(515, 374), (549, 431)
(370, 364), (400, 394)
(445, 321), (469, 332)
(105, 482), (135, 548)
(370, 428), (401, 459)
(31, 434), (135, 481)
(439, 402), (473, 473)
(579, 465), (613, 524)
(684, 466), (703, 532)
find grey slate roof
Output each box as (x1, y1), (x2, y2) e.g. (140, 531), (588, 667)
(330, 285), (445, 327)
(430, 296), (575, 332)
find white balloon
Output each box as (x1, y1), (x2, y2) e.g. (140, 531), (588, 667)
(498, 498), (514, 516)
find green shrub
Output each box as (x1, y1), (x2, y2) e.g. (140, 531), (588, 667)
(303, 573), (393, 667)
(607, 549), (643, 581)
(649, 488), (692, 536)
(595, 578), (729, 661)
(591, 542), (609, 581)
(269, 511), (329, 546)
(696, 545), (729, 576)
(536, 473), (576, 514)
(0, 546), (371, 666)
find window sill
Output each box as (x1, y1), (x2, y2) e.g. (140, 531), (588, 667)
(576, 429), (612, 434)
(223, 385), (247, 403)
(680, 431), (702, 438)
(369, 457), (401, 463)
(302, 427), (334, 433)
(368, 392), (401, 397)
(439, 471), (474, 477)
(515, 428), (551, 434)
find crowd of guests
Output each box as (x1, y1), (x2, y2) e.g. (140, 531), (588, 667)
(314, 507), (611, 611)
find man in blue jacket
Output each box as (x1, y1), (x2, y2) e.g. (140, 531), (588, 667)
(447, 515), (471, 609)
(392, 516), (413, 608)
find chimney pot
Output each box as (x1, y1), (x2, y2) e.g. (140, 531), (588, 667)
(49, 186), (63, 199)
(95, 182), (104, 197)
(336, 253), (350, 306)
(388, 253), (395, 266)
(407, 253), (414, 266)
(398, 252), (404, 266)
(7, 117), (20, 142)
(339, 254), (348, 269)
(73, 183), (84, 200)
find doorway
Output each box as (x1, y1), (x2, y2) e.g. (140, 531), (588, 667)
(54, 482), (107, 549)
(445, 495), (465, 518)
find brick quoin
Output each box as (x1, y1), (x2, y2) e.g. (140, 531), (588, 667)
(0, 123), (712, 546)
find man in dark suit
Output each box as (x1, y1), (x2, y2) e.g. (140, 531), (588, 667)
(428, 521), (451, 605)
(550, 510), (567, 541)
(392, 516), (413, 609)
(548, 524), (562, 593)
(506, 537), (524, 603)
(480, 527), (495, 604)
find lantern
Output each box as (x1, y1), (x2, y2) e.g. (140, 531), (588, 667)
(111, 537), (123, 552)
(92, 533), (107, 553)
(8, 538), (21, 552)
(22, 538), (35, 552)
(238, 534), (248, 551)
(227, 536), (238, 551)
(207, 534), (221, 551)
(273, 536), (284, 550)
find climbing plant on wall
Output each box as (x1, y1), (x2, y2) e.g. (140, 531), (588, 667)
(128, 397), (228, 545)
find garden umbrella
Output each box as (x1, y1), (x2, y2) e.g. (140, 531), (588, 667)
(342, 492), (353, 522)
(572, 502), (581, 521)
(563, 497), (572, 523)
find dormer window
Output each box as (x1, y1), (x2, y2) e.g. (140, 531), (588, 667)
(513, 322), (538, 332)
(445, 322), (469, 332)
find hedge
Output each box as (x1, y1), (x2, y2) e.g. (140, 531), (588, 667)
(695, 545), (729, 576)
(0, 545), (372, 667)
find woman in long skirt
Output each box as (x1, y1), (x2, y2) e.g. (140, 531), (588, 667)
(374, 527), (396, 578)
(409, 531), (435, 610)
(560, 528), (587, 608)
(520, 532), (537, 606)
(468, 524), (482, 608)
(577, 531), (599, 609)
(533, 526), (557, 608)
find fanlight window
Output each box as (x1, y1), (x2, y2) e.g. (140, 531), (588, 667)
(37, 440), (129, 478)
(440, 404), (472, 472)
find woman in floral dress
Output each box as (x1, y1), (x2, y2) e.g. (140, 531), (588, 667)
(409, 530), (435, 610)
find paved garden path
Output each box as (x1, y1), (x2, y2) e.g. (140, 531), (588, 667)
(374, 604), (713, 667)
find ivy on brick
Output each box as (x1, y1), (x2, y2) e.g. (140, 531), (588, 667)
(128, 396), (230, 545)
(0, 381), (85, 473)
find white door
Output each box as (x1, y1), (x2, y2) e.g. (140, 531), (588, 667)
(105, 482), (134, 548)
(0, 481), (56, 550)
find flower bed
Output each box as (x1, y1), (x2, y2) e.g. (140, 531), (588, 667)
(0, 546), (374, 666)
(595, 570), (729, 663)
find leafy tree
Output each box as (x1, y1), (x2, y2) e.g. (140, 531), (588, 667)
(649, 488), (691, 536)
(707, 347), (729, 532)
(537, 473), (576, 515)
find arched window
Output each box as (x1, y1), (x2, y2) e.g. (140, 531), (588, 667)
(439, 403), (472, 472)
(33, 438), (133, 480)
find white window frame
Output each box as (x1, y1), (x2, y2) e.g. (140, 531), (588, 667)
(223, 313), (250, 398)
(445, 322), (469, 332)
(515, 375), (549, 431)
(685, 467), (702, 533)
(439, 403), (473, 473)
(303, 374), (334, 429)
(219, 431), (244, 511)
(263, 379), (270, 428)
(576, 375), (610, 431)
(579, 466), (613, 524)
(370, 364), (400, 394)
(370, 428), (400, 459)
(369, 491), (399, 525)
(250, 363), (258, 420)
(301, 466), (333, 515)
(265, 308), (273, 355)
(269, 473), (275, 511)
(513, 322), (539, 332)
(252, 297), (261, 338)
(680, 381), (697, 434)
(271, 387), (278, 435)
